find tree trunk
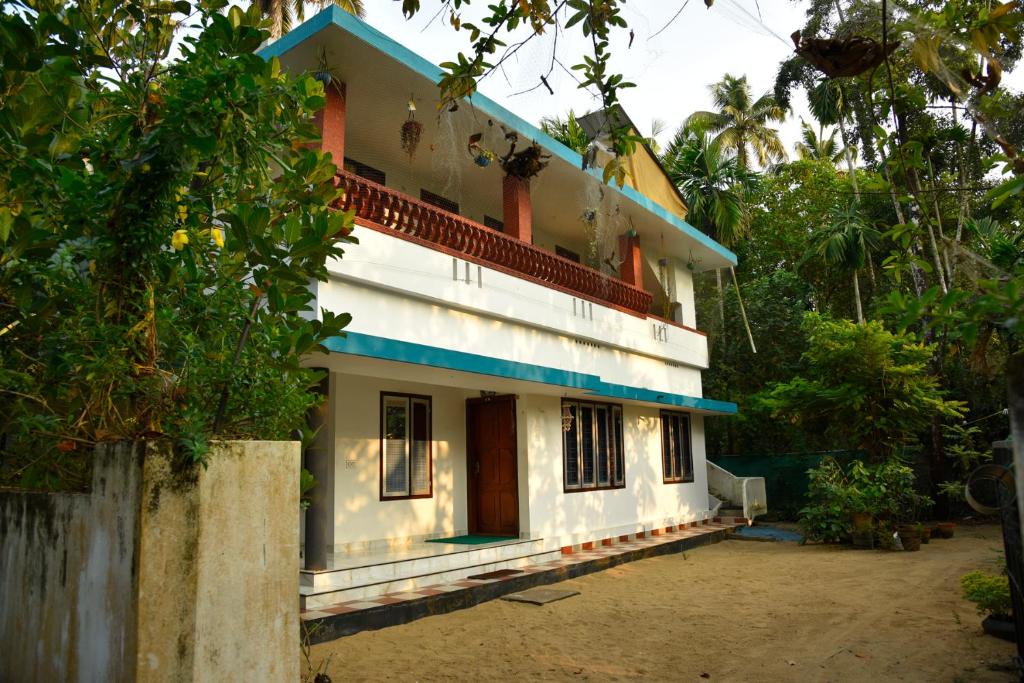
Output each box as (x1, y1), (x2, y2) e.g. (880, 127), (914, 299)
(1009, 353), (1024, 554)
(730, 266), (756, 353)
(852, 269), (864, 323)
(716, 267), (726, 346)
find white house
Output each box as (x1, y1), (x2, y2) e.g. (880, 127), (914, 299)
(261, 9), (757, 607)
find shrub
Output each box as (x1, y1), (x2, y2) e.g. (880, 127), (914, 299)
(0, 2), (353, 488)
(961, 571), (1011, 618)
(758, 314), (964, 462)
(799, 456), (933, 542)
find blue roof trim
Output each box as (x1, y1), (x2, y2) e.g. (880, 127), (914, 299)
(257, 7), (737, 267)
(323, 332), (738, 415)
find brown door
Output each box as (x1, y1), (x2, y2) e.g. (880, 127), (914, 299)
(467, 395), (519, 537)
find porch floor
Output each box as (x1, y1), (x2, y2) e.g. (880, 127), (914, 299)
(307, 536), (533, 574)
(302, 518), (743, 644)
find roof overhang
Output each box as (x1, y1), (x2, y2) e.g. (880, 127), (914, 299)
(318, 332), (738, 416)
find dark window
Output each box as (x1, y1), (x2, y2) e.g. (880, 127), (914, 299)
(661, 411), (693, 484)
(381, 393), (432, 499)
(420, 189), (459, 214)
(483, 215), (505, 232)
(343, 157), (386, 185)
(562, 400), (624, 492)
(556, 246), (581, 262)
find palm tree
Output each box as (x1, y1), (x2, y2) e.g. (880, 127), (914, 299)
(686, 74), (787, 170)
(260, 0), (366, 40)
(795, 119), (851, 164)
(662, 124), (756, 351)
(804, 201), (880, 323)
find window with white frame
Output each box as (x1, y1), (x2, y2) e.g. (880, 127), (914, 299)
(661, 410), (693, 483)
(380, 393), (432, 499)
(562, 400), (625, 491)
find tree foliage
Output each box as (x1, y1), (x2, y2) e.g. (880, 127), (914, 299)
(758, 314), (964, 463)
(0, 1), (353, 488)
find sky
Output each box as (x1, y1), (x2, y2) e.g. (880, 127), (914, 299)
(345, 0), (1024, 165)
(360, 0), (812, 157)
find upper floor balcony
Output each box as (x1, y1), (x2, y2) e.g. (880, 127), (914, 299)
(333, 169), (653, 316)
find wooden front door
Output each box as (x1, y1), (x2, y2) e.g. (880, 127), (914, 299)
(467, 395), (519, 537)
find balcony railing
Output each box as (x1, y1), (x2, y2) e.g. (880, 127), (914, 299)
(333, 170), (654, 315)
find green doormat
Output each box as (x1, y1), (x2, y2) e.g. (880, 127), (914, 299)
(426, 535), (514, 545)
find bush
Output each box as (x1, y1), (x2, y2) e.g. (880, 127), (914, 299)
(799, 456), (933, 542)
(0, 2), (353, 489)
(961, 571), (1011, 618)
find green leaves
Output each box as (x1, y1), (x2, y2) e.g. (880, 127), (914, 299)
(0, 0), (354, 486)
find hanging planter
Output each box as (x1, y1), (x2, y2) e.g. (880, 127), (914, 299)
(467, 133), (495, 167)
(400, 97), (423, 161)
(313, 46), (333, 86)
(791, 31), (899, 78)
(500, 140), (551, 180)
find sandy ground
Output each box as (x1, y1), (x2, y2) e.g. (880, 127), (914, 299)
(307, 525), (1017, 682)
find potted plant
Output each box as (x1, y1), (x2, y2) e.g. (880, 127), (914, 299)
(936, 521), (956, 538)
(961, 571), (1015, 642)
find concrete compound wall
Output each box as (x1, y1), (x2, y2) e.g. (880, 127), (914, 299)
(0, 440), (300, 683)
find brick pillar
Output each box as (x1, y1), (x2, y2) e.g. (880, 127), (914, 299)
(618, 232), (642, 287)
(314, 82), (346, 163)
(502, 175), (532, 243)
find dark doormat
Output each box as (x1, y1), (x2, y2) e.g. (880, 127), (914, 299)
(502, 588), (580, 605)
(467, 568), (524, 580)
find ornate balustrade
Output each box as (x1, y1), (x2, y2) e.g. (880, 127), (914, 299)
(333, 170), (654, 315)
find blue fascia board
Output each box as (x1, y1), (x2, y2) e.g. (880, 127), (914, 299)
(323, 332), (738, 415)
(257, 7), (737, 267)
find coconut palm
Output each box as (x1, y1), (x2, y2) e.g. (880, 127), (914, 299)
(686, 74), (787, 170)
(804, 200), (880, 323)
(260, 0), (366, 40)
(795, 119), (851, 164)
(662, 124), (756, 350)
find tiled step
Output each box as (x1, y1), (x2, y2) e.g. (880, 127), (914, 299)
(301, 521), (740, 644)
(300, 539), (558, 610)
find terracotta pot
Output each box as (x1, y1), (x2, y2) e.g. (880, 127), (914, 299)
(897, 525), (922, 551)
(851, 511), (873, 532)
(920, 526), (932, 544)
(936, 522), (955, 539)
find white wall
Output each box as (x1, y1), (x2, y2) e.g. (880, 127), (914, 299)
(522, 395), (710, 550)
(331, 373), (473, 548)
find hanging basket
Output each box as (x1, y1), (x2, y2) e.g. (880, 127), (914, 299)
(500, 141), (550, 180)
(400, 117), (423, 161)
(791, 31), (899, 78)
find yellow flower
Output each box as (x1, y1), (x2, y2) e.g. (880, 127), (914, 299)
(176, 204), (188, 222)
(211, 227), (224, 248)
(171, 229), (189, 251)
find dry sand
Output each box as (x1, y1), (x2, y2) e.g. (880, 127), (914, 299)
(308, 524), (1017, 682)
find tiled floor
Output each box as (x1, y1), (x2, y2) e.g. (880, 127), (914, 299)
(301, 520), (739, 622)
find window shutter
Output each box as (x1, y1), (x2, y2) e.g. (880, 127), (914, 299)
(564, 403), (580, 488)
(681, 414), (694, 482)
(613, 407), (624, 486)
(596, 406), (610, 485)
(409, 399), (430, 495)
(580, 405), (595, 485)
(383, 398), (409, 496)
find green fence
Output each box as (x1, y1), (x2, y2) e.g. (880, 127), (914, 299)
(710, 451), (864, 519)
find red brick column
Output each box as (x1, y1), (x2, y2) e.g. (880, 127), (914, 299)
(314, 82), (346, 163)
(502, 175), (532, 243)
(618, 232), (642, 287)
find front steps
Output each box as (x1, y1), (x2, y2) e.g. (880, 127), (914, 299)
(300, 538), (559, 610)
(301, 521), (739, 644)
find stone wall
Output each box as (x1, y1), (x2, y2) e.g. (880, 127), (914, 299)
(0, 440), (300, 682)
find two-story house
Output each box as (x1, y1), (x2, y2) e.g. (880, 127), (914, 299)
(261, 8), (758, 612)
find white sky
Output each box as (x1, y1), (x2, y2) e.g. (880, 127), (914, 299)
(351, 0), (1023, 164)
